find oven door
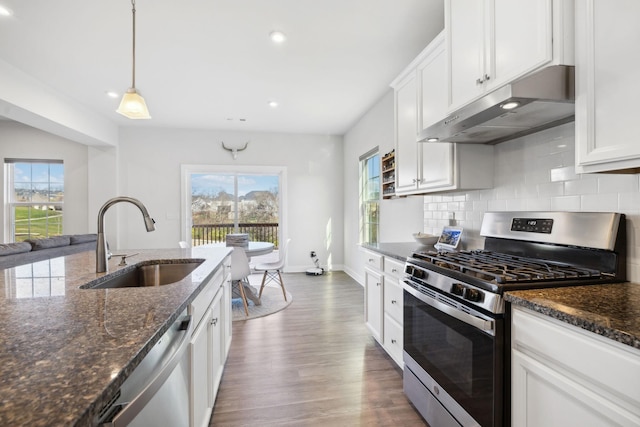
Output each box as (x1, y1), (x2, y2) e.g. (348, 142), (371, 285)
(403, 282), (504, 427)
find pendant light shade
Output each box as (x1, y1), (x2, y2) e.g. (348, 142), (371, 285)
(117, 88), (151, 119)
(117, 0), (151, 119)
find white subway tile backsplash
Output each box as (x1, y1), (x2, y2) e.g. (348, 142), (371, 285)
(550, 195), (581, 211)
(564, 178), (597, 195)
(580, 193), (618, 212)
(598, 174), (638, 194)
(550, 166), (578, 182)
(619, 192), (640, 213)
(538, 182), (564, 197)
(525, 197), (551, 211)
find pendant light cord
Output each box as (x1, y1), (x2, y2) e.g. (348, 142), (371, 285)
(131, 0), (136, 89)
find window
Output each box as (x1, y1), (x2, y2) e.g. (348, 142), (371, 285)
(4, 159), (64, 242)
(181, 165), (286, 248)
(359, 148), (380, 244)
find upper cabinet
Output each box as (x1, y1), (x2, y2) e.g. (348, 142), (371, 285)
(446, 0), (574, 112)
(391, 32), (493, 196)
(575, 0), (640, 173)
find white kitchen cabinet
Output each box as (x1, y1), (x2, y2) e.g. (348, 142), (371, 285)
(392, 31), (494, 195)
(362, 248), (405, 368)
(187, 257), (230, 427)
(208, 288), (224, 408)
(511, 306), (640, 426)
(190, 304), (212, 427)
(364, 265), (383, 343)
(575, 0), (640, 173)
(382, 257), (405, 368)
(446, 0), (573, 112)
(221, 260), (232, 360)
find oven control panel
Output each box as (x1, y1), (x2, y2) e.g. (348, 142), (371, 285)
(511, 217), (553, 234)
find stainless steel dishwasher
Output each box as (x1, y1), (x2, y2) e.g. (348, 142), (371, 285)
(98, 309), (193, 427)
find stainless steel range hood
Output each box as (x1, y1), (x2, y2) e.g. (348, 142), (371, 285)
(419, 65), (575, 145)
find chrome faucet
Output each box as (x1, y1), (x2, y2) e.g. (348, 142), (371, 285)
(96, 197), (156, 273)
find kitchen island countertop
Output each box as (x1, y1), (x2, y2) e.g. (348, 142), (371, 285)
(0, 246), (231, 427)
(505, 282), (640, 350)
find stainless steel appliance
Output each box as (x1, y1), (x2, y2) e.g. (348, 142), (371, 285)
(402, 211), (625, 427)
(418, 65), (575, 145)
(97, 310), (193, 427)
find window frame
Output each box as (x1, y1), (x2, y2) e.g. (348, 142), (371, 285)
(359, 147), (380, 245)
(180, 164), (287, 247)
(4, 158), (64, 242)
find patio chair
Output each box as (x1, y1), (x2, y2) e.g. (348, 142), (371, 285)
(255, 238), (290, 302)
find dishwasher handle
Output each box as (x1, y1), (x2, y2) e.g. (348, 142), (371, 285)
(105, 315), (193, 427)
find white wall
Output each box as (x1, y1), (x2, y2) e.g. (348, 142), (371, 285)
(423, 122), (640, 282)
(343, 90), (425, 283)
(114, 127), (344, 272)
(0, 121), (89, 241)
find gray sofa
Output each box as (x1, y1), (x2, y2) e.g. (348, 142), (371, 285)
(0, 234), (97, 270)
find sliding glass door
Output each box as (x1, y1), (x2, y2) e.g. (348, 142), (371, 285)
(182, 166), (285, 248)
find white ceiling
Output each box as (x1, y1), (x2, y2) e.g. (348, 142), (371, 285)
(0, 0), (443, 136)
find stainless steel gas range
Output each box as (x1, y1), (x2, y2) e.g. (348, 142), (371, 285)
(402, 211), (626, 427)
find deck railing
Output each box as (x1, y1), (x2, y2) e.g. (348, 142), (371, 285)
(191, 223), (279, 247)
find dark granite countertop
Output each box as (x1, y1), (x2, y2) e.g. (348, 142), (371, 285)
(0, 246), (231, 427)
(360, 242), (428, 261)
(505, 282), (640, 350)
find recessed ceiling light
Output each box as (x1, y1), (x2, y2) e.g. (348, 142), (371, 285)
(426, 137), (439, 142)
(501, 101), (520, 110)
(0, 5), (13, 16)
(269, 31), (287, 43)
(268, 101), (279, 108)
(105, 91), (119, 99)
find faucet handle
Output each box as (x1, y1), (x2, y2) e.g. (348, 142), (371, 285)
(112, 253), (139, 266)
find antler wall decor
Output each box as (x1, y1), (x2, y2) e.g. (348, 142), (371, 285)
(221, 141), (249, 160)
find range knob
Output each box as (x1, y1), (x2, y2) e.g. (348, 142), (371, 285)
(464, 288), (483, 302)
(451, 283), (465, 296)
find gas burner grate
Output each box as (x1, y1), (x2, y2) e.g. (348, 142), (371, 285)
(412, 250), (602, 284)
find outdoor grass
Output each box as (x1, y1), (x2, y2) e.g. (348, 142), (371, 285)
(14, 206), (63, 241)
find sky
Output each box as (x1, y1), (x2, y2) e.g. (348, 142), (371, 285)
(191, 173), (279, 197)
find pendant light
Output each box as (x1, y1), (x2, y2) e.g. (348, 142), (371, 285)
(117, 0), (151, 119)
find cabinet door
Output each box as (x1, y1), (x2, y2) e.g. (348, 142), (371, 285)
(383, 313), (404, 369)
(209, 289), (223, 408)
(383, 276), (403, 325)
(490, 0), (552, 90)
(418, 142), (455, 191)
(418, 33), (447, 132)
(190, 307), (212, 427)
(394, 73), (419, 194)
(575, 0), (640, 173)
(446, 0), (485, 111)
(364, 267), (383, 343)
(221, 268), (232, 360)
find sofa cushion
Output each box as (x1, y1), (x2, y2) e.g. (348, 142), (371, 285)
(69, 234), (97, 245)
(26, 236), (71, 251)
(0, 242), (32, 256)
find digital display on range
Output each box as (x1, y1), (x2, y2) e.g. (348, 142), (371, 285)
(511, 218), (553, 233)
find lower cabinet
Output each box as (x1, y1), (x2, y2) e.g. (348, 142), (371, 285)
(188, 256), (232, 427)
(511, 306), (640, 427)
(363, 248), (405, 368)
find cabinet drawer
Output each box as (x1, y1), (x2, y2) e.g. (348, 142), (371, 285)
(512, 307), (640, 410)
(383, 257), (405, 280)
(384, 278), (403, 324)
(190, 268), (223, 324)
(383, 313), (404, 368)
(363, 250), (383, 271)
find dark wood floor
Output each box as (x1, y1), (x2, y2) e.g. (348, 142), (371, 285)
(209, 271), (428, 427)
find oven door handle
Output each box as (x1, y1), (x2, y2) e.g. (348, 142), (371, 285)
(404, 284), (495, 334)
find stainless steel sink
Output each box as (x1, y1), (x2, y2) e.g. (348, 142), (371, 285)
(82, 260), (204, 289)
